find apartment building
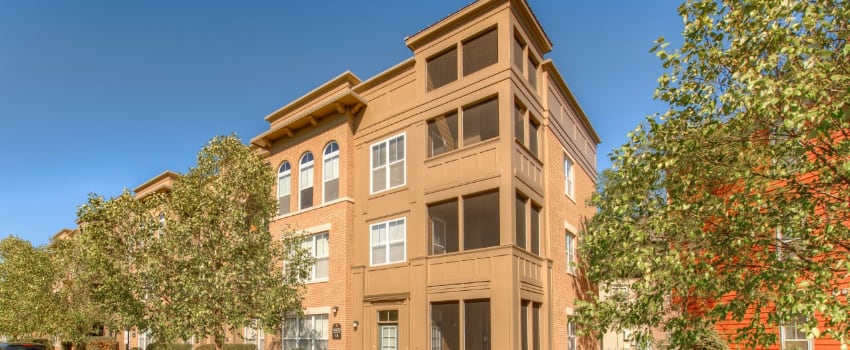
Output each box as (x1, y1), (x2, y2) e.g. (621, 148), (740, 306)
(247, 1), (600, 349)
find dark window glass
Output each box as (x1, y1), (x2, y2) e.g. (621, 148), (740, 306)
(429, 200), (459, 255)
(531, 204), (541, 254)
(462, 28), (498, 76)
(516, 194), (527, 250)
(462, 97), (499, 146)
(521, 301), (530, 350)
(428, 112), (459, 157)
(527, 56), (538, 89)
(513, 36), (525, 69)
(532, 303), (541, 350)
(515, 103), (526, 142)
(431, 302), (460, 350)
(463, 191), (500, 250)
(529, 117), (540, 157)
(427, 48), (458, 91)
(464, 300), (491, 350)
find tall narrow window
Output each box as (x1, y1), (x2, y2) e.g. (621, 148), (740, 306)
(530, 204), (541, 254)
(428, 112), (459, 157)
(371, 218), (406, 266)
(513, 35), (526, 70)
(462, 97), (499, 145)
(464, 300), (491, 350)
(529, 117), (540, 157)
(462, 28), (498, 76)
(278, 161), (291, 215)
(431, 302), (459, 350)
(427, 48), (458, 91)
(323, 142), (340, 203)
(514, 103), (526, 143)
(378, 310), (399, 350)
(527, 56), (538, 90)
(299, 153), (314, 210)
(157, 212), (166, 237)
(566, 232), (576, 274)
(463, 191), (500, 250)
(564, 155), (575, 198)
(567, 319), (577, 350)
(515, 194), (527, 250)
(301, 232), (329, 281)
(371, 134), (406, 194)
(429, 200), (459, 255)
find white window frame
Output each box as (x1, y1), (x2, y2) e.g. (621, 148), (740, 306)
(566, 231), (576, 274)
(780, 316), (813, 350)
(564, 154), (575, 199)
(278, 161), (291, 214)
(299, 152), (314, 210)
(370, 218), (407, 266)
(370, 133), (406, 195)
(282, 313), (328, 350)
(567, 319), (577, 350)
(303, 232), (329, 282)
(322, 142), (340, 203)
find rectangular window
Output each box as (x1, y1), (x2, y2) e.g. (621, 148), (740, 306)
(278, 173), (291, 216)
(463, 191), (500, 250)
(427, 48), (458, 91)
(300, 164), (314, 210)
(527, 56), (538, 90)
(465, 300), (491, 350)
(564, 156), (575, 198)
(378, 310), (399, 350)
(429, 200), (459, 255)
(514, 103), (526, 143)
(371, 218), (406, 266)
(515, 194), (527, 250)
(567, 319), (577, 350)
(431, 302), (459, 350)
(428, 112), (459, 157)
(520, 300), (541, 350)
(781, 316), (811, 350)
(462, 97), (499, 146)
(302, 232), (329, 281)
(513, 35), (525, 70)
(566, 232), (576, 274)
(371, 134), (406, 194)
(530, 204), (540, 255)
(529, 117), (540, 157)
(323, 146), (339, 203)
(282, 314), (328, 350)
(462, 28), (498, 76)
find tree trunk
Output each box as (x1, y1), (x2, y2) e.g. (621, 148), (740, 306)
(214, 329), (224, 350)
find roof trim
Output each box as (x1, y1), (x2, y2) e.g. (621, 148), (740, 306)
(510, 0), (553, 54)
(353, 58), (416, 94)
(264, 71), (362, 123)
(133, 170), (179, 195)
(541, 59), (601, 144)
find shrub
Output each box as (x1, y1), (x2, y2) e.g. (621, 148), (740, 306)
(147, 344), (192, 350)
(222, 345), (255, 350)
(86, 337), (118, 350)
(193, 345), (215, 350)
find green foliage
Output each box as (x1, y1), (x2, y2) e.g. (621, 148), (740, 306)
(580, 0), (850, 349)
(77, 135), (313, 350)
(221, 344), (256, 350)
(146, 343), (192, 350)
(194, 345), (216, 350)
(86, 337), (118, 350)
(0, 236), (55, 338)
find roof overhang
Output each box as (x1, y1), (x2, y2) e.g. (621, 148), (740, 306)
(134, 170), (179, 199)
(264, 71), (361, 123)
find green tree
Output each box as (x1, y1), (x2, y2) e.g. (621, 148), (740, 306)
(78, 135), (313, 350)
(579, 0), (849, 349)
(0, 236), (55, 339)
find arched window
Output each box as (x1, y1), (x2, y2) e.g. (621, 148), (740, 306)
(323, 141), (340, 202)
(299, 152), (314, 210)
(278, 161), (291, 215)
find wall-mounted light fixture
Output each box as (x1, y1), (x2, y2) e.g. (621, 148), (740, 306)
(353, 320), (359, 330)
(332, 305), (339, 315)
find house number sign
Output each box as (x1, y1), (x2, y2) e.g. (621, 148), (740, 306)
(332, 323), (342, 339)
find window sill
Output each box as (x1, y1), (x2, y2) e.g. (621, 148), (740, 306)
(426, 137), (500, 163)
(368, 260), (407, 269)
(564, 192), (576, 204)
(305, 278), (329, 285)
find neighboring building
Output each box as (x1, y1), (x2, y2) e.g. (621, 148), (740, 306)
(248, 1), (599, 349)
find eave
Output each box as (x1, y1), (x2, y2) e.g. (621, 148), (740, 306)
(264, 71), (362, 123)
(133, 170), (179, 199)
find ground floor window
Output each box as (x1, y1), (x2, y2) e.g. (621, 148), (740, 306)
(781, 316), (812, 350)
(282, 314), (328, 350)
(567, 319), (577, 350)
(430, 299), (490, 350)
(378, 310), (399, 350)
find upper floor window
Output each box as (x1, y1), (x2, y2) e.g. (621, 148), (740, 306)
(370, 218), (406, 266)
(514, 101), (541, 157)
(302, 232), (329, 281)
(278, 161), (291, 215)
(428, 190), (500, 255)
(564, 155), (575, 199)
(299, 152), (314, 210)
(371, 134), (406, 194)
(427, 96), (499, 157)
(515, 193), (541, 255)
(781, 316), (811, 350)
(157, 212), (166, 237)
(323, 142), (340, 203)
(513, 32), (539, 92)
(566, 231), (576, 274)
(462, 28), (498, 76)
(427, 28), (498, 91)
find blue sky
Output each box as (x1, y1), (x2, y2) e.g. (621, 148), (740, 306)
(0, 1), (683, 246)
